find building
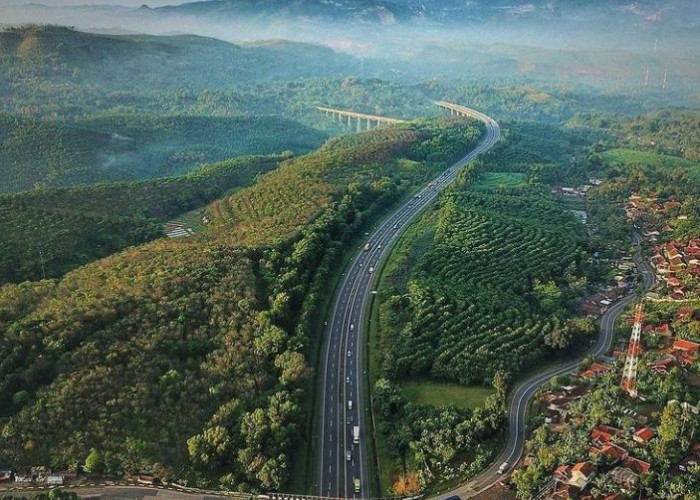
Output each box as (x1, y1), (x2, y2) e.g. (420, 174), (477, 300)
(609, 466), (640, 493)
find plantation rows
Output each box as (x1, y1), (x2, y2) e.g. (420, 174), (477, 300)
(390, 192), (585, 384)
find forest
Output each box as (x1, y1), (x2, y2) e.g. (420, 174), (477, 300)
(0, 154), (285, 284)
(0, 118), (484, 492)
(0, 113), (325, 192)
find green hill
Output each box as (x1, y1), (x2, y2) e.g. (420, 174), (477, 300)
(0, 25), (359, 89)
(0, 118), (484, 491)
(0, 114), (326, 192)
(0, 154), (285, 284)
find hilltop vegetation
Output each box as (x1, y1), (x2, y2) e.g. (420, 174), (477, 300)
(0, 154), (284, 284)
(572, 108), (700, 161)
(0, 114), (325, 192)
(0, 118), (484, 491)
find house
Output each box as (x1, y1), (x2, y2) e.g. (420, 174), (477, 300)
(655, 323), (673, 336)
(46, 475), (64, 486)
(551, 483), (580, 500)
(555, 464), (572, 482)
(609, 466), (640, 493)
(591, 427), (615, 445)
(667, 277), (682, 287)
(581, 362), (610, 379)
(569, 462), (597, 489)
(0, 470), (12, 483)
(673, 339), (700, 353)
(596, 443), (629, 464)
(676, 306), (693, 320)
(622, 456), (651, 474)
(633, 427), (656, 444)
(650, 355), (676, 375)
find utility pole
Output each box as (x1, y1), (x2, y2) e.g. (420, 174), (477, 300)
(661, 71), (667, 90)
(644, 67), (650, 88)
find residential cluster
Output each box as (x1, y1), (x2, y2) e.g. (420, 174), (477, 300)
(508, 192), (700, 499)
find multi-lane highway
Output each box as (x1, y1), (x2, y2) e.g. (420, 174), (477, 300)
(316, 102), (500, 499)
(434, 232), (656, 499)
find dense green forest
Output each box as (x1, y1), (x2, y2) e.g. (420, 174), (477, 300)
(0, 154), (285, 284)
(0, 114), (325, 192)
(0, 118), (484, 491)
(378, 189), (588, 385)
(371, 122), (599, 492)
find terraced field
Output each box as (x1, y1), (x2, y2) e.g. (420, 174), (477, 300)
(383, 190), (587, 385)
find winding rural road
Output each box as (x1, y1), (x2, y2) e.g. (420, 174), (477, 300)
(433, 232), (656, 499)
(316, 102), (500, 499)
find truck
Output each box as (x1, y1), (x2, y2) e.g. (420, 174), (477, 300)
(497, 462), (509, 474)
(353, 425), (360, 444)
(353, 478), (361, 493)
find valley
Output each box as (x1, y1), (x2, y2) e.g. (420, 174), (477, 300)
(0, 5), (699, 500)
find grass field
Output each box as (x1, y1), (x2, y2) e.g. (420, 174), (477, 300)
(472, 172), (527, 190)
(399, 379), (494, 409)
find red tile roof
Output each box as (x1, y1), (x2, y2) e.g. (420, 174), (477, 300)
(634, 427), (656, 442)
(572, 462), (596, 477)
(673, 339), (700, 353)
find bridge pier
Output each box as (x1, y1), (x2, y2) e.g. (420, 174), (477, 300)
(313, 106), (407, 133)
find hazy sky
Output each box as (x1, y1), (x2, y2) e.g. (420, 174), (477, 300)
(0, 0), (187, 6)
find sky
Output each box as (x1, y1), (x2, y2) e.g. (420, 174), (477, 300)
(0, 0), (186, 6)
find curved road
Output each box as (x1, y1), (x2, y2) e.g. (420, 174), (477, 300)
(316, 102), (500, 499)
(434, 233), (656, 499)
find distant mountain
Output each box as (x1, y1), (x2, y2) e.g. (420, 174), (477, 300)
(0, 25), (360, 85)
(155, 0), (700, 30)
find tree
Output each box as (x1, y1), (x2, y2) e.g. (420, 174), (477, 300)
(84, 448), (104, 474)
(187, 426), (232, 467)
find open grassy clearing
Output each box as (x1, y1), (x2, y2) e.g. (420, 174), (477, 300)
(398, 379), (494, 410)
(471, 171), (527, 190)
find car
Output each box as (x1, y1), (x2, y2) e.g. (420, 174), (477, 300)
(346, 450), (351, 461)
(347, 350), (351, 357)
(368, 266), (374, 274)
(392, 224), (398, 230)
(346, 376), (350, 383)
(497, 462), (509, 474)
(350, 324), (354, 331)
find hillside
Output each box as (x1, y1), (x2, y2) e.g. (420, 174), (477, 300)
(0, 118), (485, 491)
(0, 25), (360, 88)
(0, 113), (326, 192)
(0, 154), (285, 284)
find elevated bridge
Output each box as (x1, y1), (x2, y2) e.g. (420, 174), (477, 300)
(315, 106), (407, 132)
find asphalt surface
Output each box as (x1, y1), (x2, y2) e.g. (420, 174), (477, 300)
(433, 232), (656, 499)
(316, 102), (501, 498)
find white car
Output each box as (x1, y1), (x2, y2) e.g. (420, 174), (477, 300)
(350, 324), (354, 331)
(497, 462), (509, 474)
(346, 376), (350, 383)
(347, 350), (351, 357)
(346, 450), (351, 461)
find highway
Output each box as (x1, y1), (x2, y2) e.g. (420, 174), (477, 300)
(316, 102), (500, 499)
(434, 232), (656, 499)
